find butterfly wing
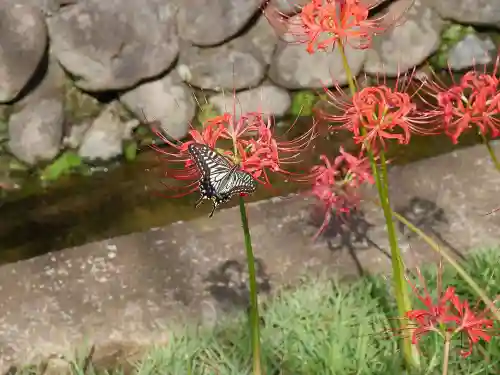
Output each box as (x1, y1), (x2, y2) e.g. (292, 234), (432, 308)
(218, 170), (257, 197)
(188, 143), (233, 180)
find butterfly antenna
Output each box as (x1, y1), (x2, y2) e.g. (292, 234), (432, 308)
(140, 108), (184, 147)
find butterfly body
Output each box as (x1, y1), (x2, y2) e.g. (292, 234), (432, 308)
(187, 143), (257, 217)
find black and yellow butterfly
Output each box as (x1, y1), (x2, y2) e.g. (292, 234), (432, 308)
(188, 143), (257, 217)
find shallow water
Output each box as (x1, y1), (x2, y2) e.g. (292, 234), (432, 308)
(0, 112), (483, 266)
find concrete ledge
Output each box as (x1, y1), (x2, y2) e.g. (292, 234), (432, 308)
(0, 142), (499, 371)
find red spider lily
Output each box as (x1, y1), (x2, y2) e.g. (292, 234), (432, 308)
(402, 266), (496, 358)
(319, 70), (437, 153)
(150, 110), (316, 197)
(420, 55), (500, 144)
(404, 267), (460, 346)
(448, 295), (495, 358)
(263, 0), (412, 54)
(304, 147), (374, 239)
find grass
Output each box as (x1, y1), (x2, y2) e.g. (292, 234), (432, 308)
(17, 248), (500, 375)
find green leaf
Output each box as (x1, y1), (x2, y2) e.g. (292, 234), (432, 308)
(135, 125), (151, 137)
(197, 103), (221, 126)
(124, 140), (138, 162)
(139, 135), (154, 146)
(40, 151), (82, 181)
(291, 91), (317, 117)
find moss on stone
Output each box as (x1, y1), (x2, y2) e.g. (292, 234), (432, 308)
(63, 78), (103, 123)
(429, 23), (477, 69)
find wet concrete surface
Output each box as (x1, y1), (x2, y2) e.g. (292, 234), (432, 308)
(0, 142), (499, 372)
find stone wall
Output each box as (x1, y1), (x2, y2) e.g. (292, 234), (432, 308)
(0, 0), (498, 171)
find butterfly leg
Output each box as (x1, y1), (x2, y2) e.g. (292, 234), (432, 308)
(208, 200), (218, 218)
(195, 195), (204, 208)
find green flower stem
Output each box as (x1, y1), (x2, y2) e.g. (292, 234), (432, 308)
(338, 42), (357, 94)
(390, 209), (500, 322)
(377, 151), (417, 366)
(238, 196), (262, 375)
(442, 334), (451, 375)
(479, 130), (500, 172)
(337, 41), (419, 369)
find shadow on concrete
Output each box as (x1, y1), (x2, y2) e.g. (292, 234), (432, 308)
(396, 196), (466, 261)
(310, 208), (391, 277)
(204, 258), (272, 311)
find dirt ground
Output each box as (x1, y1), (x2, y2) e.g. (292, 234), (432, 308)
(0, 142), (499, 373)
